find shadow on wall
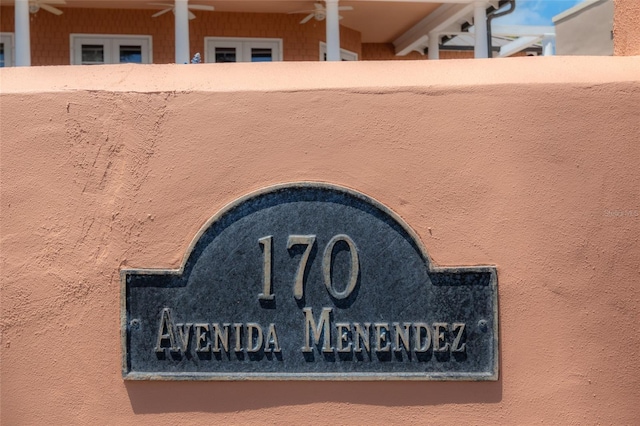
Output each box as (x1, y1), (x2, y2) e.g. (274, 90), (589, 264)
(125, 378), (502, 413)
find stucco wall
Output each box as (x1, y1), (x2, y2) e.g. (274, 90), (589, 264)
(362, 43), (474, 60)
(614, 0), (640, 55)
(1, 57), (639, 424)
(362, 43), (430, 60)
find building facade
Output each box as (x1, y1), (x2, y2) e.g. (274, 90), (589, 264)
(553, 0), (614, 56)
(1, 0), (541, 67)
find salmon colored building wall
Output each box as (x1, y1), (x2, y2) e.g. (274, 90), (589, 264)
(1, 57), (639, 424)
(361, 43), (529, 60)
(0, 6), (361, 64)
(614, 0), (640, 55)
(362, 43), (426, 60)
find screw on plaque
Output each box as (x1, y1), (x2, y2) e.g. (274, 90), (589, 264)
(478, 319), (488, 332)
(130, 319), (140, 329)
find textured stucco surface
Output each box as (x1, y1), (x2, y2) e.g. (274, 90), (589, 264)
(1, 58), (640, 424)
(614, 0), (640, 55)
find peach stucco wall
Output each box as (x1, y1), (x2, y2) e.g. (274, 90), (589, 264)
(1, 57), (640, 424)
(614, 0), (640, 55)
(361, 43), (529, 60)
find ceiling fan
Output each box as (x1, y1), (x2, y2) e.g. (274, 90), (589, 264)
(289, 2), (354, 24)
(29, 0), (66, 16)
(149, 3), (214, 20)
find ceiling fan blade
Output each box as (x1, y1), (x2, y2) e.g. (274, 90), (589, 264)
(338, 6), (354, 11)
(300, 13), (314, 24)
(314, 3), (323, 9)
(148, 3), (174, 7)
(40, 4), (63, 15)
(188, 10), (196, 20)
(188, 5), (214, 11)
(152, 8), (172, 18)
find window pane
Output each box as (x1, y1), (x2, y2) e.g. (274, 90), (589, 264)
(81, 44), (104, 65)
(251, 48), (272, 62)
(215, 47), (236, 63)
(119, 45), (142, 63)
(0, 43), (4, 68)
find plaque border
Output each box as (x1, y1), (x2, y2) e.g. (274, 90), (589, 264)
(120, 182), (499, 381)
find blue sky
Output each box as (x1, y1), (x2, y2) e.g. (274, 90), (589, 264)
(494, 0), (585, 26)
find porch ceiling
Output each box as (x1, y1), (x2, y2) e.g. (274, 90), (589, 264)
(0, 0), (452, 43)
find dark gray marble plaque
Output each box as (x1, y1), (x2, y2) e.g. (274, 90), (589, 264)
(121, 183), (498, 380)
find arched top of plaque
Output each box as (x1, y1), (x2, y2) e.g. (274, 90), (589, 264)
(178, 181), (434, 276)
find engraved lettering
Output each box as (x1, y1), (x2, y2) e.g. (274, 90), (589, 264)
(322, 234), (359, 300)
(451, 322), (467, 353)
(302, 307), (333, 353)
(287, 235), (316, 300)
(414, 322), (431, 352)
(149, 313), (467, 361)
(154, 317), (467, 360)
(393, 322), (411, 352)
(433, 322), (450, 352)
(258, 236), (274, 301)
(176, 323), (193, 353)
(265, 323), (281, 352)
(212, 323), (230, 353)
(194, 323), (211, 353)
(335, 322), (352, 353)
(375, 322), (390, 352)
(246, 323), (263, 353)
(154, 308), (179, 353)
(233, 323), (243, 352)
(353, 322), (371, 353)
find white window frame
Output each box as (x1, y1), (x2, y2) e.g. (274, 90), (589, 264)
(70, 34), (152, 65)
(0, 33), (15, 67)
(204, 37), (283, 63)
(319, 42), (358, 61)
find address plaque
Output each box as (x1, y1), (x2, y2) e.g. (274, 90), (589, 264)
(121, 182), (499, 380)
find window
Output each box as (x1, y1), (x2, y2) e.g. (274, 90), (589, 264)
(0, 33), (14, 67)
(205, 37), (282, 63)
(319, 42), (358, 61)
(70, 34), (152, 65)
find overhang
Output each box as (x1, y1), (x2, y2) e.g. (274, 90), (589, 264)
(0, 0), (485, 44)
